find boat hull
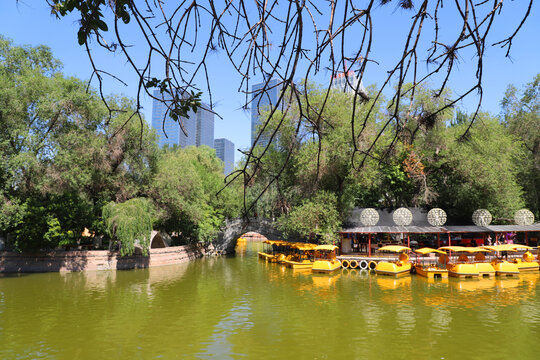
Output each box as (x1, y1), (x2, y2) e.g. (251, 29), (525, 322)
(312, 260), (341, 273)
(474, 262), (496, 277)
(258, 252), (275, 262)
(283, 259), (313, 269)
(514, 259), (539, 272)
(492, 261), (520, 276)
(415, 265), (448, 278)
(447, 263), (479, 278)
(375, 261), (412, 276)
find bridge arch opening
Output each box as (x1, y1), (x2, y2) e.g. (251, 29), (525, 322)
(238, 232), (268, 242)
(235, 232), (268, 255)
(215, 218), (287, 255)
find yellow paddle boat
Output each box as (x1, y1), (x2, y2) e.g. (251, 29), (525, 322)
(509, 245), (539, 272)
(274, 241), (297, 264)
(481, 245), (520, 276)
(413, 248), (448, 278)
(258, 240), (292, 262)
(375, 245), (412, 276)
(282, 243), (317, 269)
(470, 247), (496, 277)
(438, 246), (480, 278)
(311, 245), (341, 273)
(257, 240), (278, 262)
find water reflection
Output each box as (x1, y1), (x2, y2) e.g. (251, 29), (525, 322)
(376, 276), (413, 305)
(376, 275), (412, 290)
(58, 262), (190, 291)
(429, 307), (452, 335)
(2, 243), (540, 359)
(199, 298), (253, 359)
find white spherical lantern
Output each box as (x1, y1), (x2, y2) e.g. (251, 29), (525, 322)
(514, 209), (534, 226)
(472, 209), (492, 227)
(427, 208), (447, 226)
(393, 207), (413, 226)
(360, 208), (379, 226)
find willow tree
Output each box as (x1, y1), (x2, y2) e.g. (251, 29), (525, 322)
(102, 198), (154, 256)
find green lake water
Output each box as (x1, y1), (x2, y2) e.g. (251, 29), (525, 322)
(2, 242), (540, 359)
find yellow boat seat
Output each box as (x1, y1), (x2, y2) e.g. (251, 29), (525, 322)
(438, 254), (449, 264)
(458, 254), (469, 263)
(398, 253), (410, 263)
(474, 253), (486, 261)
(523, 251), (534, 262)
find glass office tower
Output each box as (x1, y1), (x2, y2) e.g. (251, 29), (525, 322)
(250, 79), (281, 148)
(214, 138), (235, 175)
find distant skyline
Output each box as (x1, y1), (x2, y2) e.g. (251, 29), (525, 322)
(214, 138), (235, 176)
(151, 90), (215, 150)
(251, 79), (282, 148)
(2, 2), (539, 157)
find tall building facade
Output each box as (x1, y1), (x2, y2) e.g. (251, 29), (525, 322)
(152, 90), (213, 148)
(214, 138), (235, 175)
(251, 79), (281, 147)
(196, 105), (215, 148)
(331, 71), (369, 100)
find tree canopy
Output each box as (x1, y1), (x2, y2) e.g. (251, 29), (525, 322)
(247, 80), (537, 242)
(0, 37), (240, 252)
(45, 0), (535, 214)
(0, 35), (537, 250)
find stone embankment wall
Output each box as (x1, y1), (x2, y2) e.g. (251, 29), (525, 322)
(0, 245), (204, 273)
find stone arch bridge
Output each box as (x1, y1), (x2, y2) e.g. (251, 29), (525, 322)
(210, 218), (290, 255)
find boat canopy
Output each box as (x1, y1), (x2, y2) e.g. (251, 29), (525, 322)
(293, 244), (317, 251)
(509, 244), (535, 250)
(378, 245), (411, 253)
(439, 246), (489, 253)
(481, 244), (519, 252)
(314, 245), (339, 251)
(341, 223), (540, 234)
(264, 240), (293, 246)
(414, 247), (446, 255)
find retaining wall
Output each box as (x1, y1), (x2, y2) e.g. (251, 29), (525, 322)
(0, 245), (204, 273)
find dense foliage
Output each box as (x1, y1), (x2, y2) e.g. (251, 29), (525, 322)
(0, 37), (239, 253)
(148, 146), (242, 244)
(248, 81), (538, 243)
(102, 198), (154, 256)
(1, 36), (537, 251)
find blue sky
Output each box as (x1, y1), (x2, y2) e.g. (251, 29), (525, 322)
(2, 1), (539, 156)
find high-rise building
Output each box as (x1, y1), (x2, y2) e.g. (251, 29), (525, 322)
(251, 79), (281, 147)
(196, 105), (215, 148)
(152, 90), (214, 148)
(331, 71), (369, 100)
(214, 138), (235, 175)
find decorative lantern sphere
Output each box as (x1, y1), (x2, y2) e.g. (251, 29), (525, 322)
(427, 208), (447, 226)
(472, 209), (492, 227)
(393, 207), (413, 226)
(360, 208), (379, 226)
(514, 209), (534, 226)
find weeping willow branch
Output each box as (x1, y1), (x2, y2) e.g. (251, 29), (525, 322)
(102, 197), (154, 256)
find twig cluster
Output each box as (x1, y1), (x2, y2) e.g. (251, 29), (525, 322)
(46, 0), (534, 214)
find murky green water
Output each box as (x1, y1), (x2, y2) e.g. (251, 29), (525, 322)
(1, 242), (540, 359)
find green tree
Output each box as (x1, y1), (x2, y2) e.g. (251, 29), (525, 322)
(430, 113), (526, 223)
(0, 36), (158, 251)
(277, 191), (341, 244)
(501, 74), (540, 217)
(102, 198), (154, 256)
(148, 146), (242, 243)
